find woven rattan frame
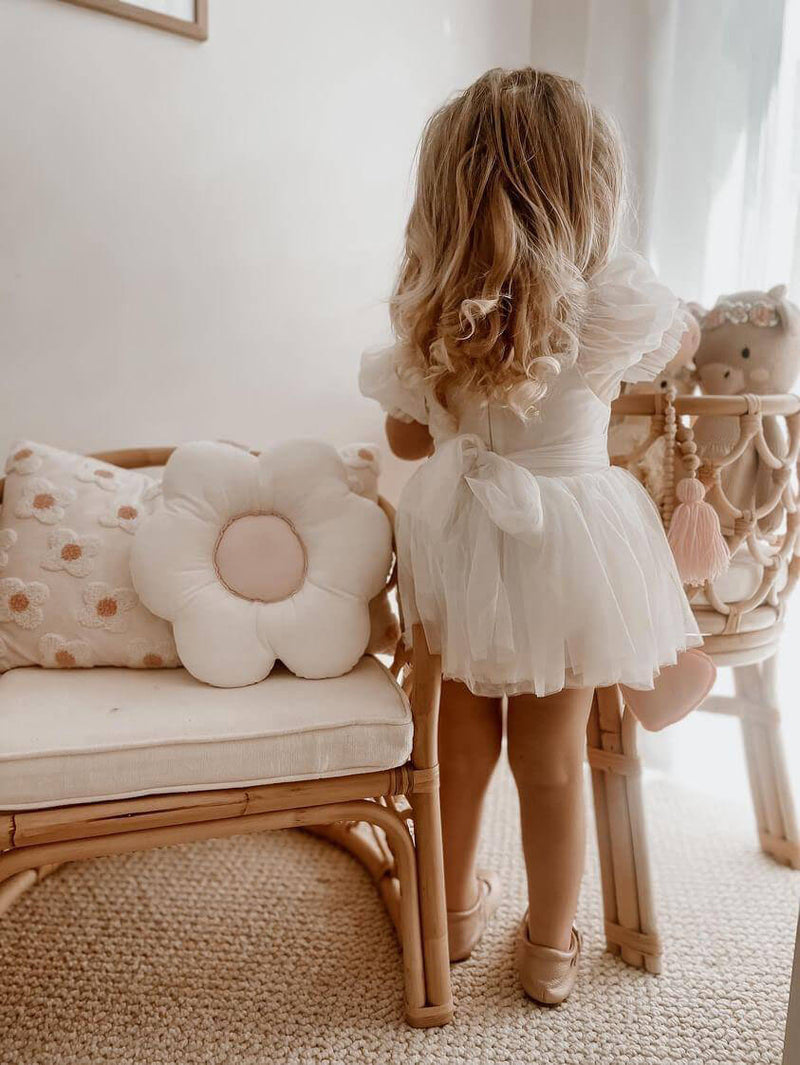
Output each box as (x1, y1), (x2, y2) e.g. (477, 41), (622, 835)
(608, 391), (800, 874)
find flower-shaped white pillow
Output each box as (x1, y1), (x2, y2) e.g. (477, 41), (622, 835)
(130, 440), (393, 687)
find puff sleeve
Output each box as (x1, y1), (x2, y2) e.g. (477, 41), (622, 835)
(359, 345), (429, 425)
(577, 252), (689, 403)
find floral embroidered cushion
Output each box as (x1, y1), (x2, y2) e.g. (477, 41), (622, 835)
(130, 440), (393, 687)
(0, 441), (177, 671)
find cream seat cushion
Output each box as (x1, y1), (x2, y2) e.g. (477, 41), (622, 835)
(0, 656), (412, 811)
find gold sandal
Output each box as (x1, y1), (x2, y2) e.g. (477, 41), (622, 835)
(515, 914), (582, 1004)
(446, 869), (502, 962)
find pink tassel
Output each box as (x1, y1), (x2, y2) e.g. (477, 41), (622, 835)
(668, 478), (730, 586)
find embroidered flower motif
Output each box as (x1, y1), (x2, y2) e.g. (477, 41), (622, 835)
(5, 444), (43, 476)
(99, 499), (142, 534)
(126, 637), (179, 669)
(41, 527), (101, 578)
(0, 528), (17, 569)
(703, 298), (781, 331)
(702, 307), (725, 330)
(77, 582), (138, 633)
(15, 478), (76, 525)
(75, 460), (122, 492)
(0, 577), (49, 630)
(130, 440), (392, 687)
(39, 633), (94, 669)
(750, 302), (780, 327)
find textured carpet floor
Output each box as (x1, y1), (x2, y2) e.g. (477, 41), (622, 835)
(1, 762), (798, 1065)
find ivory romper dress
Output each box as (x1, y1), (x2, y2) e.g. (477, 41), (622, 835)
(360, 253), (702, 698)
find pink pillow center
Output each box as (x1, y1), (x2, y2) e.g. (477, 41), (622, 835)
(214, 513), (306, 603)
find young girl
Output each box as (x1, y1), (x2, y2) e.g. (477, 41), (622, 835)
(360, 68), (701, 1005)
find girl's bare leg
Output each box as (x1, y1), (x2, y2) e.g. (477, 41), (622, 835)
(438, 678), (503, 911)
(507, 687), (594, 951)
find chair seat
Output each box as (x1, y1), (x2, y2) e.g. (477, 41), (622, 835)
(692, 542), (788, 607)
(692, 603), (779, 635)
(0, 657), (412, 811)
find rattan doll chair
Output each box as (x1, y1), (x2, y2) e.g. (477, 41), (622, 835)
(0, 448), (453, 1029)
(588, 390), (800, 974)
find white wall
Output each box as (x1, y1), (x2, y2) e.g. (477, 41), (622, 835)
(528, 0), (589, 81)
(530, 3), (800, 796)
(529, 0), (656, 253)
(0, 0), (532, 499)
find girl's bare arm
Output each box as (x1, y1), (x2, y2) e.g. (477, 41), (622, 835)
(385, 415), (433, 460)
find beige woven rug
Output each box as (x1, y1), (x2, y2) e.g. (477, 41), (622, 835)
(1, 762), (798, 1065)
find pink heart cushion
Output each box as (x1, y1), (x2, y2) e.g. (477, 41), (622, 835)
(620, 648), (716, 732)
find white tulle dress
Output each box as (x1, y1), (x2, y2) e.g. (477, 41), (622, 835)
(360, 253), (702, 698)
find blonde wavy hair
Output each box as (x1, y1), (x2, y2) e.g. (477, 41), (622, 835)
(390, 67), (626, 418)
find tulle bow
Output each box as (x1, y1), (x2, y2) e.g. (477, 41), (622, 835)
(425, 435), (546, 662)
(458, 435), (544, 544)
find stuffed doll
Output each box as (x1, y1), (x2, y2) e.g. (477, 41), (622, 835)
(338, 442), (381, 501)
(691, 285), (800, 536)
(608, 304), (701, 503)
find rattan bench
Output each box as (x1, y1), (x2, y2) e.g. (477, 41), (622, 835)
(0, 449), (453, 1029)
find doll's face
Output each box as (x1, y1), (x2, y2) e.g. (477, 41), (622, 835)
(694, 322), (796, 395)
(628, 367), (695, 397)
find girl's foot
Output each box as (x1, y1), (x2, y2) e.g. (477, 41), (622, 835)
(515, 915), (582, 1004)
(446, 869), (502, 962)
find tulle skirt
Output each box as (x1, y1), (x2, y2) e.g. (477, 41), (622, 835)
(396, 435), (702, 698)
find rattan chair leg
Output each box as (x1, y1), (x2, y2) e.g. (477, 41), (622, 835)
(307, 803), (451, 1028)
(620, 707), (662, 974)
(588, 687), (663, 974)
(734, 657), (800, 869)
(409, 623), (453, 1028)
(304, 822), (402, 934)
(409, 787), (451, 1026)
(0, 863), (63, 917)
(588, 695), (621, 959)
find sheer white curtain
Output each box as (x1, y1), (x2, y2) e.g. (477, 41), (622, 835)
(530, 1), (800, 787)
(532, 0), (800, 303)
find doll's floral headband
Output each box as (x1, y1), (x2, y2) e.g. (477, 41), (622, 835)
(701, 298), (781, 331)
